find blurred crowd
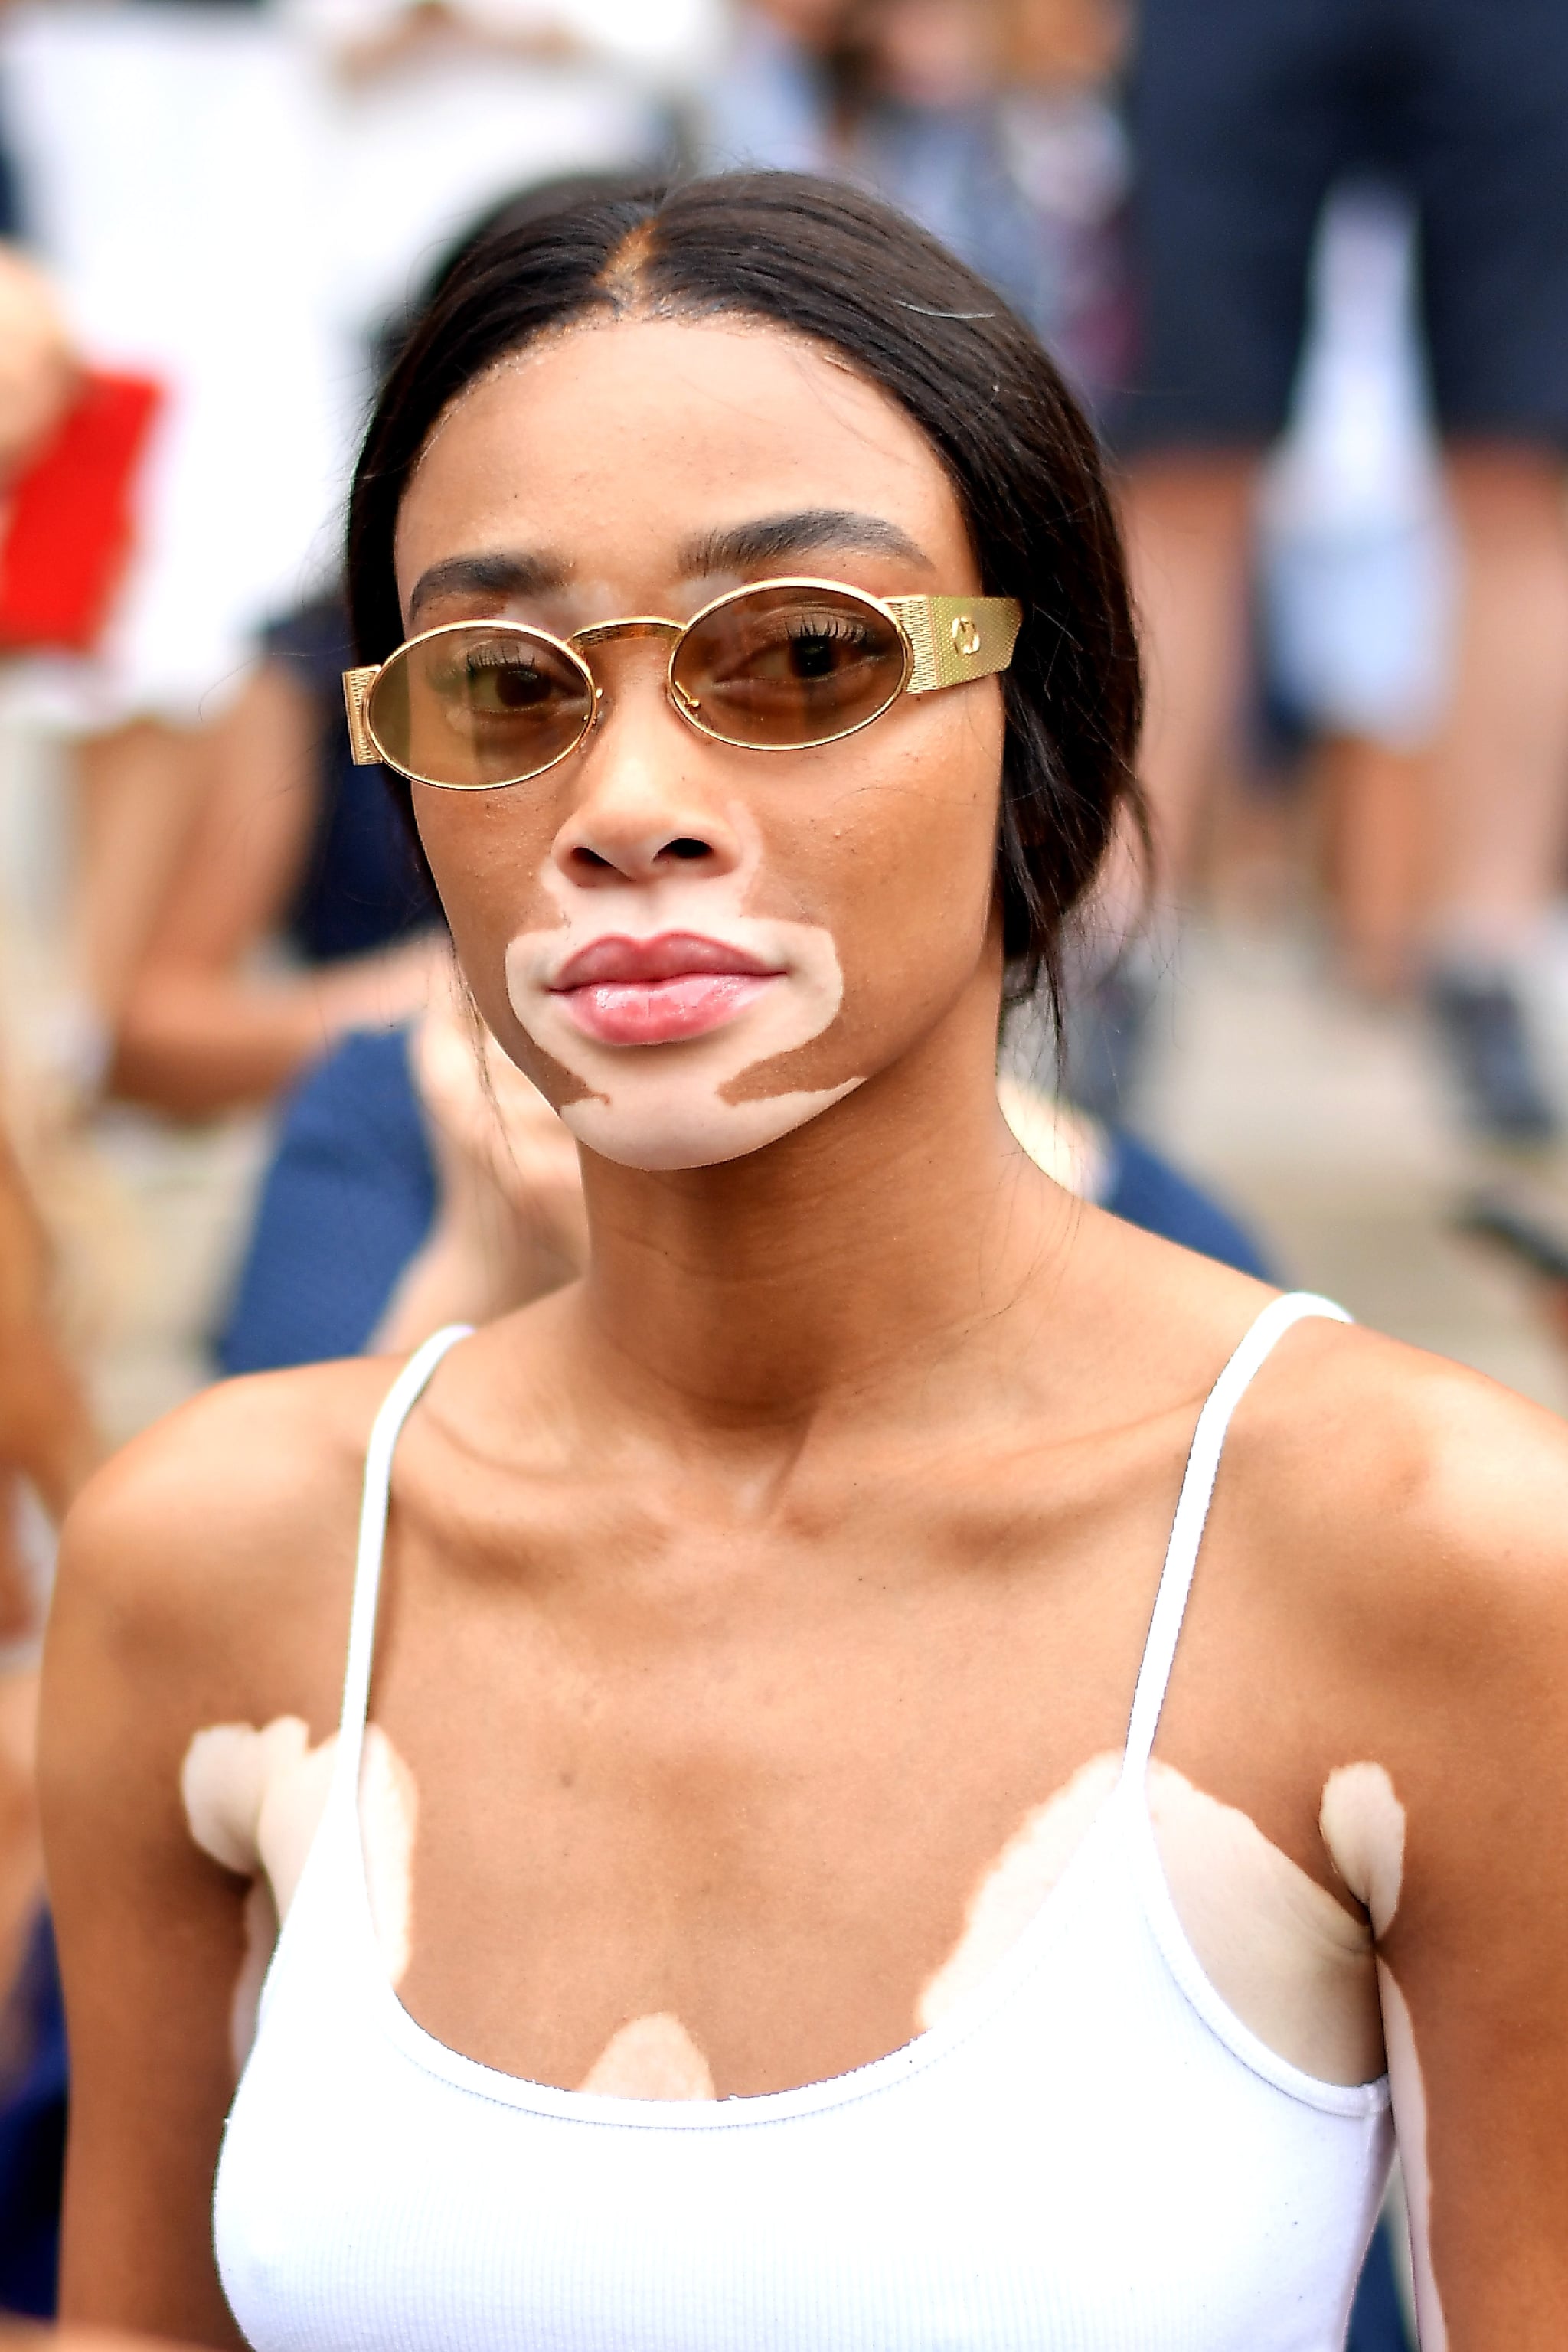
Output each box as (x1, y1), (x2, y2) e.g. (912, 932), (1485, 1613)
(0, 0), (1565, 2342)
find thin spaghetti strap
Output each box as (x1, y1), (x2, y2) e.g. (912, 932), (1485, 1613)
(335, 1325), (472, 1788)
(1120, 1292), (1351, 1788)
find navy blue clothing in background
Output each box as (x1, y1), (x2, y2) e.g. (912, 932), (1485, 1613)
(217, 1028), (436, 1375)
(1121, 0), (1568, 452)
(1102, 1129), (1272, 1280)
(0, 1917), (67, 2318)
(260, 600), (439, 966)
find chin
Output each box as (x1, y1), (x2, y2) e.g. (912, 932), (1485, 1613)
(560, 1078), (864, 1172)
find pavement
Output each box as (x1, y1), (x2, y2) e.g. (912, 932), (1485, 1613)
(1138, 916), (1568, 1413)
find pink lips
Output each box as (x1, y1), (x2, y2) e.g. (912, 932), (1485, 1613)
(550, 932), (784, 1047)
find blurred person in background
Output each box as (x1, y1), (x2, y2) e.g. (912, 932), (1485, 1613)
(708, 1), (1056, 342)
(708, 0), (1135, 407)
(1116, 0), (1568, 1142)
(104, 593), (445, 1119)
(992, 0), (1130, 410)
(822, 0), (1044, 330)
(2, 0), (714, 1112)
(698, 0), (846, 176)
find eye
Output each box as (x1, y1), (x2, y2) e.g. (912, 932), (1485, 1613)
(426, 638), (586, 727)
(779, 614), (872, 679)
(724, 610), (880, 687)
(446, 648), (556, 710)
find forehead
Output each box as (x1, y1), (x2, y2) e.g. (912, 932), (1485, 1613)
(393, 315), (975, 599)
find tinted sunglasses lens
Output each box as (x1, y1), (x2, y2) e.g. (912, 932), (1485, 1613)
(671, 586), (907, 750)
(369, 624), (593, 787)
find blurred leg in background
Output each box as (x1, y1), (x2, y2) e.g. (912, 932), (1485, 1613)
(1426, 448), (1568, 1138)
(1122, 451), (1259, 906)
(1117, 0), (1568, 1142)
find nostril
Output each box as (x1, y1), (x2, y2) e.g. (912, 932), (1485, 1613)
(665, 838), (711, 861)
(569, 846), (612, 872)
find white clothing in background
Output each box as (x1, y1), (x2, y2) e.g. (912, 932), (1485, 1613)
(0, 0), (718, 731)
(290, 0), (720, 343)
(1259, 183), (1456, 752)
(2, 4), (348, 728)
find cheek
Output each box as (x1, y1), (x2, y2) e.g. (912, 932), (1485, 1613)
(815, 701), (1004, 1037)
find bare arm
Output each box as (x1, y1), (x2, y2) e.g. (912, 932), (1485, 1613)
(40, 1374), (374, 2341)
(1246, 1341), (1568, 2347)
(0, 1129), (98, 1524)
(110, 665), (442, 1118)
(1375, 1392), (1568, 2347)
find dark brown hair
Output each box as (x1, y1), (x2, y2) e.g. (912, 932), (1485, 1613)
(347, 170), (1143, 1016)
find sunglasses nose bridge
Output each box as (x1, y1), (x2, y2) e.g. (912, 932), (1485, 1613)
(570, 616), (684, 699)
(568, 616), (684, 652)
(564, 618), (693, 744)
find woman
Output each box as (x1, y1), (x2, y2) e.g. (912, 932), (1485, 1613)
(41, 175), (1568, 2348)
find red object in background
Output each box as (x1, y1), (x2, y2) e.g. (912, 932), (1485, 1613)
(0, 369), (164, 654)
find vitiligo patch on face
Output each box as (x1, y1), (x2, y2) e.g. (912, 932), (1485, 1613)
(920, 1753), (1384, 2089)
(181, 1717), (417, 2069)
(503, 809), (863, 1171)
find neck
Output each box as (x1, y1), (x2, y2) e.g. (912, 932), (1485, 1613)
(566, 981), (1073, 1437)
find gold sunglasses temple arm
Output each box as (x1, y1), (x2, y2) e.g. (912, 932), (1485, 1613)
(342, 666), (381, 765)
(885, 596), (1023, 694)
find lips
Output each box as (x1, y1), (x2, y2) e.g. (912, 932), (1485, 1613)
(550, 931), (785, 1047)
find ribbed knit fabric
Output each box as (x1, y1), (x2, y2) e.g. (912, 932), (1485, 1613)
(215, 1294), (1393, 2351)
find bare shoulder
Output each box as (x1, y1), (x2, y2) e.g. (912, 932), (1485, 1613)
(50, 1356), (406, 1738)
(1229, 1312), (1568, 1696)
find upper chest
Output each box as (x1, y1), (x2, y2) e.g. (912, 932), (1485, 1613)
(187, 1403), (1388, 2100)
(363, 1412), (1345, 1884)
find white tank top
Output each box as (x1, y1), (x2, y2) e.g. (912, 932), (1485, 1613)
(214, 1291), (1393, 2350)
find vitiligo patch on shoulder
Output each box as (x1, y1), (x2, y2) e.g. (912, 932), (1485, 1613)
(919, 1752), (1385, 2089)
(181, 1716), (418, 2069)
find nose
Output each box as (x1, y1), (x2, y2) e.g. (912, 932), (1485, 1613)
(550, 657), (745, 890)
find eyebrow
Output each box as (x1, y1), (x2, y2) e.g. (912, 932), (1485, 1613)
(406, 508), (933, 622)
(678, 509), (935, 577)
(407, 549), (568, 619)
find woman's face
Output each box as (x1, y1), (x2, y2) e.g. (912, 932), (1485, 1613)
(393, 315), (1008, 1172)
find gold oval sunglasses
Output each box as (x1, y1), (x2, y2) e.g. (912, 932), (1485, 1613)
(342, 577), (1023, 791)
